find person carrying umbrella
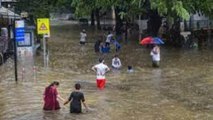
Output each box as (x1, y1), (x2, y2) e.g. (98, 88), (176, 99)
(140, 36), (163, 68)
(150, 45), (160, 67)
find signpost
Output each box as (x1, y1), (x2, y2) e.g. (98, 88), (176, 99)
(37, 18), (50, 35)
(37, 18), (50, 68)
(14, 20), (25, 82)
(15, 20), (25, 41)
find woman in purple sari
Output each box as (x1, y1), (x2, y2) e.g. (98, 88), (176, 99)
(43, 81), (64, 110)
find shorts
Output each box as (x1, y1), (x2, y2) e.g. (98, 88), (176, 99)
(96, 79), (106, 89)
(80, 41), (86, 45)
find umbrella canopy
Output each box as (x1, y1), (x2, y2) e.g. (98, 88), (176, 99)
(153, 37), (164, 44)
(140, 37), (153, 45)
(140, 36), (164, 45)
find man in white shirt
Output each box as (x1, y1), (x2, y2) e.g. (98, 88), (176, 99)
(105, 31), (113, 46)
(80, 29), (87, 45)
(92, 58), (110, 89)
(112, 55), (122, 69)
(150, 45), (160, 67)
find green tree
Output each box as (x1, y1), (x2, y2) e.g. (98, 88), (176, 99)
(16, 0), (54, 24)
(148, 0), (213, 46)
(16, 0), (213, 36)
(71, 0), (113, 29)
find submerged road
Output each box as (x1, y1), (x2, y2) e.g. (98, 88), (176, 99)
(0, 23), (212, 120)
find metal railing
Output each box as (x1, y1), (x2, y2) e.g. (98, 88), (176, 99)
(185, 20), (213, 31)
(0, 52), (3, 64)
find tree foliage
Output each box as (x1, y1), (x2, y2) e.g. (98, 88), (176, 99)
(71, 0), (144, 20)
(150, 0), (213, 20)
(16, 0), (213, 21)
(70, 0), (213, 20)
(149, 0), (189, 20)
(16, 0), (53, 18)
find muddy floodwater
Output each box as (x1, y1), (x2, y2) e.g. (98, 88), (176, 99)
(0, 23), (212, 120)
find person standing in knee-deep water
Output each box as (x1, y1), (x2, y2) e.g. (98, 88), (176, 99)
(150, 45), (160, 67)
(92, 58), (110, 90)
(94, 39), (101, 53)
(105, 31), (113, 46)
(43, 81), (65, 111)
(80, 29), (87, 45)
(64, 83), (88, 113)
(113, 40), (121, 52)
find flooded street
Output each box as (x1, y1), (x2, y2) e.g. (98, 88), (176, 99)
(0, 23), (212, 120)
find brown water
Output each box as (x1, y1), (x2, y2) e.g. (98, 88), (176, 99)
(0, 23), (212, 120)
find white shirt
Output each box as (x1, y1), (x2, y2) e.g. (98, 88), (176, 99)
(80, 32), (87, 42)
(106, 34), (113, 43)
(112, 57), (122, 68)
(150, 47), (160, 61)
(94, 63), (109, 79)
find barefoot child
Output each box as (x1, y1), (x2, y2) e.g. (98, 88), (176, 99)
(64, 83), (88, 113)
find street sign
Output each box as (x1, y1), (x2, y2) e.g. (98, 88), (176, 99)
(37, 18), (50, 36)
(37, 18), (50, 68)
(15, 20), (25, 41)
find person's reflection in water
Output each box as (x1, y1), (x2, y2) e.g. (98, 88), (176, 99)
(42, 110), (60, 120)
(151, 69), (162, 90)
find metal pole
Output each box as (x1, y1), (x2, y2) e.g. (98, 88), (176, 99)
(0, 53), (3, 64)
(43, 35), (46, 68)
(47, 50), (49, 68)
(139, 0), (142, 42)
(14, 20), (18, 83)
(12, 2), (18, 83)
(33, 66), (36, 81)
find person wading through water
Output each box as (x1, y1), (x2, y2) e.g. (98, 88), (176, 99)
(43, 81), (65, 111)
(150, 45), (160, 67)
(92, 58), (110, 90)
(64, 83), (88, 113)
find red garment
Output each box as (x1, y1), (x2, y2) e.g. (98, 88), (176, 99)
(43, 86), (60, 110)
(96, 79), (106, 90)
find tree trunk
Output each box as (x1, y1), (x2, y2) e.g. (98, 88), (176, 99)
(147, 10), (162, 36)
(125, 21), (128, 43)
(170, 18), (185, 47)
(95, 8), (101, 30)
(91, 10), (95, 26)
(115, 7), (123, 35)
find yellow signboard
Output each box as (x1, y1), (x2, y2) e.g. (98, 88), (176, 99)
(37, 18), (50, 36)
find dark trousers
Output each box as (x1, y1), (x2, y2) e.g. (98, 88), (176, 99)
(152, 61), (160, 68)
